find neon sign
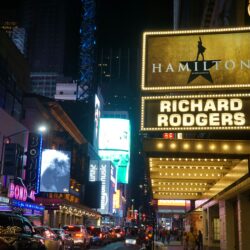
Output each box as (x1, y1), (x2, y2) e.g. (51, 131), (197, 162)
(8, 183), (36, 202)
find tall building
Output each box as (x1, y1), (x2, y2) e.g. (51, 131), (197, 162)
(20, 0), (82, 98)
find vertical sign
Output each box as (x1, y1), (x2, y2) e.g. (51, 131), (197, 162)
(25, 133), (42, 193)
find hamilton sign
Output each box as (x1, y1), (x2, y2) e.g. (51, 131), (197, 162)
(141, 27), (250, 92)
(141, 93), (250, 132)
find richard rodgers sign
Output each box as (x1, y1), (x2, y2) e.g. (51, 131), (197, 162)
(141, 93), (250, 131)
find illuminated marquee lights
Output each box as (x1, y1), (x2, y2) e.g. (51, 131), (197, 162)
(141, 26), (250, 92)
(141, 93), (250, 131)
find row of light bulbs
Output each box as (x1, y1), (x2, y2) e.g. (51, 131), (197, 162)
(152, 157), (228, 162)
(152, 182), (208, 186)
(59, 205), (99, 218)
(157, 187), (206, 191)
(141, 84), (250, 91)
(152, 165), (224, 170)
(154, 192), (200, 196)
(157, 172), (221, 177)
(154, 141), (244, 151)
(141, 126), (250, 131)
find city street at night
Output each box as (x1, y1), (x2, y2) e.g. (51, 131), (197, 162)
(0, 1), (250, 250)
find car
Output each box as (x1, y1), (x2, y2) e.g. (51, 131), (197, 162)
(51, 228), (74, 250)
(87, 226), (110, 246)
(34, 226), (63, 250)
(113, 227), (125, 240)
(63, 225), (91, 249)
(125, 226), (140, 247)
(0, 212), (46, 250)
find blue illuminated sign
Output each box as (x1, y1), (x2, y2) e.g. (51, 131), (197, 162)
(11, 199), (45, 211)
(36, 134), (43, 193)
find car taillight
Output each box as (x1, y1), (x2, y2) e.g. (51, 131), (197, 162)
(75, 233), (83, 237)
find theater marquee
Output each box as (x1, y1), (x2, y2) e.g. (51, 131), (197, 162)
(141, 27), (250, 92)
(141, 93), (250, 131)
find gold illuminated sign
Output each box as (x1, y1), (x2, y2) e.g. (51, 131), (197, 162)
(141, 93), (250, 131)
(158, 200), (186, 207)
(141, 27), (250, 92)
(113, 190), (120, 209)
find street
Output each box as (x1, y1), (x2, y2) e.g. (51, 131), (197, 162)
(90, 241), (141, 250)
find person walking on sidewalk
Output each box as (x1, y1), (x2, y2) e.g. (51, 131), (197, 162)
(197, 230), (203, 250)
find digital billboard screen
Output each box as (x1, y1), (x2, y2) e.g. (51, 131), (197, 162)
(99, 118), (130, 151)
(40, 149), (71, 193)
(98, 118), (130, 184)
(98, 150), (129, 184)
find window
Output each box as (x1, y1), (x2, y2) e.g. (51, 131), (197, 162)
(213, 218), (220, 241)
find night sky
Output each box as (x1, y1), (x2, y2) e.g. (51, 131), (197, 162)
(97, 0), (173, 48)
(97, 0), (174, 208)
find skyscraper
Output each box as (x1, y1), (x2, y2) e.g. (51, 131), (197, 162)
(21, 0), (81, 98)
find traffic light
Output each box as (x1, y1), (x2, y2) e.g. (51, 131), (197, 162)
(3, 143), (24, 176)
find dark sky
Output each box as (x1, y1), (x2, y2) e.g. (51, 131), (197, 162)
(96, 1), (174, 206)
(97, 0), (173, 48)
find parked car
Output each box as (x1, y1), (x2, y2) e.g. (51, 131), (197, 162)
(51, 228), (74, 250)
(0, 212), (46, 250)
(63, 225), (91, 249)
(34, 226), (63, 250)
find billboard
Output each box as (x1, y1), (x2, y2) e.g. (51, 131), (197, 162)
(98, 118), (130, 184)
(89, 160), (116, 215)
(141, 27), (250, 92)
(141, 93), (250, 132)
(25, 133), (42, 193)
(93, 94), (101, 151)
(39, 149), (71, 193)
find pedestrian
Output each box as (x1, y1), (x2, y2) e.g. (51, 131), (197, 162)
(183, 232), (188, 250)
(197, 230), (203, 250)
(186, 227), (196, 250)
(161, 228), (166, 244)
(166, 230), (171, 245)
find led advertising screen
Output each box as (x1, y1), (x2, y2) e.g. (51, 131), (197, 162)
(40, 149), (71, 193)
(99, 118), (130, 151)
(98, 150), (129, 184)
(141, 27), (250, 92)
(93, 95), (101, 151)
(98, 118), (130, 184)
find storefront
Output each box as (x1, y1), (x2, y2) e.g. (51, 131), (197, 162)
(0, 195), (45, 225)
(36, 197), (101, 228)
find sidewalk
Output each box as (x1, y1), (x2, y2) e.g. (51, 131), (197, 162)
(154, 241), (183, 250)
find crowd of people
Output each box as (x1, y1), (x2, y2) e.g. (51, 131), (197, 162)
(156, 226), (203, 250)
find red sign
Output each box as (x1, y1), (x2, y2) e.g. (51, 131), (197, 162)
(163, 133), (175, 139)
(8, 183), (35, 202)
